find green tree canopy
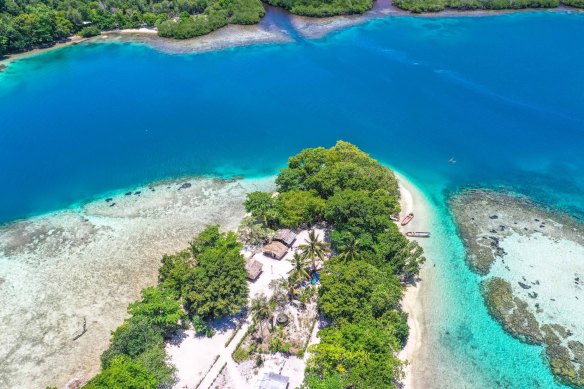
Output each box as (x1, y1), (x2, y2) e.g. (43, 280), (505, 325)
(244, 191), (277, 225)
(128, 287), (186, 336)
(275, 190), (326, 228)
(318, 260), (402, 323)
(85, 355), (158, 389)
(307, 322), (404, 388)
(324, 188), (397, 236)
(276, 141), (400, 201)
(183, 226), (248, 319)
(100, 316), (164, 368)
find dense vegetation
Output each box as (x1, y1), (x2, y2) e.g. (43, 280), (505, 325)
(1, 0), (582, 57)
(157, 0), (265, 39)
(83, 225), (248, 388)
(264, 0), (373, 17)
(0, 0), (264, 55)
(393, 0), (559, 13)
(244, 141), (425, 388)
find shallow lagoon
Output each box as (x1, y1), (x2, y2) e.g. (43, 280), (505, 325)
(1, 10), (584, 388)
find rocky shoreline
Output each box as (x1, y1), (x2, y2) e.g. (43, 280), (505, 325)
(450, 188), (584, 387)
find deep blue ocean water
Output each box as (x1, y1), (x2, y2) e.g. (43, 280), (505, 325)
(1, 10), (583, 387)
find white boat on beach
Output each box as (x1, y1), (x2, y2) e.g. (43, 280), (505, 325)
(406, 231), (430, 238)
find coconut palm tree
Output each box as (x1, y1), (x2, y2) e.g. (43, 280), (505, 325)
(250, 293), (274, 338)
(298, 229), (329, 269)
(271, 276), (299, 302)
(287, 252), (311, 284)
(338, 234), (361, 262)
(237, 216), (274, 246)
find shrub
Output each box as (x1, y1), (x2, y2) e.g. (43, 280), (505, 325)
(78, 26), (101, 37)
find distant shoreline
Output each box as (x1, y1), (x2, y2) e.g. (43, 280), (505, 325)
(1, 5), (581, 70)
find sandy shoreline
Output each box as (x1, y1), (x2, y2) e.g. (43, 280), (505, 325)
(395, 172), (435, 389)
(1, 5), (581, 69)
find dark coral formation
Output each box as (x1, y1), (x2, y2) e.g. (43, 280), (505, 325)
(451, 189), (584, 388)
(483, 278), (584, 387)
(481, 278), (542, 344)
(449, 189), (583, 275)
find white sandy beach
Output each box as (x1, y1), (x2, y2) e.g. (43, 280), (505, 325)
(0, 176), (274, 389)
(395, 172), (435, 389)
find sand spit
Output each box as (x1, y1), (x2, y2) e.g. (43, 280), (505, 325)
(450, 189), (584, 387)
(0, 176), (275, 389)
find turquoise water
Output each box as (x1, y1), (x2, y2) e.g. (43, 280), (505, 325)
(1, 10), (584, 387)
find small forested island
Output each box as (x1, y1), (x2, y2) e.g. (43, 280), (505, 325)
(57, 141), (424, 388)
(1, 0), (583, 57)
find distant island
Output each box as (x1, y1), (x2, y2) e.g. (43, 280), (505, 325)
(1, 0), (583, 57)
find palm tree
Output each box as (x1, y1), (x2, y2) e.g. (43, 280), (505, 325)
(282, 276), (299, 300)
(271, 276), (298, 302)
(287, 252), (311, 284)
(237, 216), (274, 246)
(338, 234), (361, 262)
(250, 294), (273, 338)
(298, 229), (329, 269)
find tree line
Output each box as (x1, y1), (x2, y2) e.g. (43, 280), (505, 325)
(3, 0), (581, 56)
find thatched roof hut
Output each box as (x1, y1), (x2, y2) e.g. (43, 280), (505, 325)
(274, 229), (297, 247)
(245, 258), (263, 281)
(263, 241), (288, 260)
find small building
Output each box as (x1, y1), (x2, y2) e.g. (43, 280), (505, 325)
(273, 229), (297, 247)
(263, 241), (288, 260)
(246, 258), (263, 281)
(258, 372), (289, 389)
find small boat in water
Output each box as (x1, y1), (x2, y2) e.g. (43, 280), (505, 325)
(406, 231), (431, 238)
(401, 213), (414, 226)
(390, 214), (400, 222)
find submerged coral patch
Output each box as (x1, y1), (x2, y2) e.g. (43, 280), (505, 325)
(450, 189), (584, 387)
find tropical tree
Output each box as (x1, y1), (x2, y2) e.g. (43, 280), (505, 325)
(287, 252), (311, 283)
(128, 287), (186, 337)
(250, 293), (274, 338)
(298, 229), (329, 269)
(184, 226), (249, 320)
(85, 355), (158, 389)
(270, 276), (298, 302)
(244, 191), (276, 226)
(337, 233), (361, 262)
(237, 216), (274, 246)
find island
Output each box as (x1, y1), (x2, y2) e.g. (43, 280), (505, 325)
(40, 141), (424, 388)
